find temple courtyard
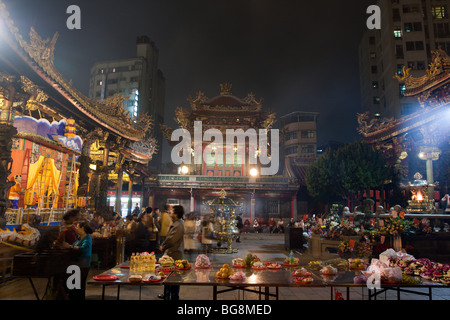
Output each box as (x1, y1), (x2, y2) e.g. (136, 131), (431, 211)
(1, 233), (449, 301)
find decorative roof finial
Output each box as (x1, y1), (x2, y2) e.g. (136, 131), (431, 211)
(219, 83), (232, 96)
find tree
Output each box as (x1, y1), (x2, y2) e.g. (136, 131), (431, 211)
(305, 141), (390, 208)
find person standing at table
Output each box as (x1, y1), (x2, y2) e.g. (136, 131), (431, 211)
(158, 205), (184, 300)
(53, 209), (80, 248)
(159, 204), (173, 246)
(64, 221), (93, 300)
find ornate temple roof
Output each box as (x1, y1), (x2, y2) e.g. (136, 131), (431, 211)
(0, 1), (152, 142)
(395, 48), (450, 99)
(161, 83), (276, 141)
(359, 48), (450, 144)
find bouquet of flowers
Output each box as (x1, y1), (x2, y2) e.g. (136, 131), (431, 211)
(338, 239), (373, 258)
(378, 217), (412, 236)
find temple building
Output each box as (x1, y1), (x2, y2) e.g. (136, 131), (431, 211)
(147, 84), (299, 223)
(358, 47), (450, 210)
(0, 2), (157, 227)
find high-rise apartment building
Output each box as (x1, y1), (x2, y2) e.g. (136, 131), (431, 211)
(359, 0), (450, 119)
(89, 36), (165, 168)
(280, 111), (319, 184)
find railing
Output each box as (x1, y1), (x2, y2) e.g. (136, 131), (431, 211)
(157, 174), (293, 185)
(4, 208), (65, 226)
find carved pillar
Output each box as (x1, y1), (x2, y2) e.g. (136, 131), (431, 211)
(115, 168), (123, 215)
(77, 131), (98, 198)
(0, 80), (18, 228)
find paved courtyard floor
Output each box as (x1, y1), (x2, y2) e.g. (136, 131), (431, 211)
(1, 233), (449, 301)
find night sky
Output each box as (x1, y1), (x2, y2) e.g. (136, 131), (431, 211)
(2, 0), (375, 162)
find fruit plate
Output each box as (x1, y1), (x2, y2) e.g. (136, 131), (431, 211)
(93, 274), (118, 281)
(267, 265), (282, 270)
(176, 266), (192, 270)
(293, 277), (313, 284)
(157, 268), (173, 274)
(231, 265), (246, 268)
(215, 275), (230, 279)
(251, 266), (266, 270)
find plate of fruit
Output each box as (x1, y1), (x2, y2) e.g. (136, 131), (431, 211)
(175, 259), (192, 270)
(291, 267), (311, 277)
(267, 263), (282, 270)
(216, 264), (234, 279)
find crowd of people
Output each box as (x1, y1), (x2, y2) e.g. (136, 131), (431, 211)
(50, 204), (294, 300)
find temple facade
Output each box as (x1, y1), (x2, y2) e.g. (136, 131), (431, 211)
(147, 84), (299, 223)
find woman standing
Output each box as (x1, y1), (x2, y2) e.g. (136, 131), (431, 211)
(68, 221), (93, 300)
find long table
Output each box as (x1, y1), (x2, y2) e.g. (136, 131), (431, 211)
(88, 263), (449, 300)
(87, 262), (165, 300)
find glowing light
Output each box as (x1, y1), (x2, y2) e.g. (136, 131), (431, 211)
(249, 168), (258, 177)
(180, 165), (189, 175)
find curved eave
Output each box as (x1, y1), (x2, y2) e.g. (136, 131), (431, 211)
(404, 73), (450, 97)
(0, 15), (143, 141)
(362, 103), (449, 144)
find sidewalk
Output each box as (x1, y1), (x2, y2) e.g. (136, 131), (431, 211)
(0, 233), (449, 300)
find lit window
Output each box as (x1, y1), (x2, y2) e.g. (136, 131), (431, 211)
(394, 27), (403, 38)
(432, 6), (448, 19)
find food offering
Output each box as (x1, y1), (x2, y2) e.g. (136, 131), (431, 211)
(321, 265), (338, 276)
(130, 252), (157, 272)
(229, 271), (246, 281)
(175, 259), (192, 270)
(142, 274), (162, 282)
(291, 267), (311, 278)
(195, 254), (211, 269)
(251, 261), (266, 270)
(348, 258), (366, 270)
(232, 258), (246, 268)
(293, 276), (314, 284)
(216, 264), (234, 279)
(283, 257), (299, 267)
(157, 255), (175, 273)
(128, 274), (142, 283)
(244, 254), (261, 267)
(267, 262), (283, 270)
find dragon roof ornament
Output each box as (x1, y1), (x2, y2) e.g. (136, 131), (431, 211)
(395, 47), (450, 97)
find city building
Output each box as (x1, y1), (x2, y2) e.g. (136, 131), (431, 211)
(89, 36), (165, 169)
(280, 111), (319, 215)
(358, 0), (450, 119)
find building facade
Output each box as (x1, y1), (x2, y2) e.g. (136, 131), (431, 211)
(146, 84), (299, 223)
(89, 36), (165, 169)
(359, 0), (450, 119)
